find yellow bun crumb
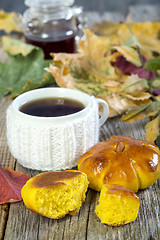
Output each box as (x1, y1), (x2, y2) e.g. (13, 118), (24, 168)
(21, 170), (89, 219)
(95, 184), (140, 226)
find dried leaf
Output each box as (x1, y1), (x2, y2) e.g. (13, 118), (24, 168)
(91, 21), (160, 60)
(0, 37), (55, 98)
(91, 21), (160, 39)
(113, 45), (141, 67)
(0, 10), (21, 34)
(145, 101), (160, 116)
(115, 56), (155, 80)
(104, 93), (141, 117)
(46, 23), (160, 142)
(124, 92), (151, 101)
(2, 36), (35, 56)
(121, 101), (160, 123)
(121, 103), (151, 122)
(47, 29), (151, 117)
(145, 56), (160, 73)
(123, 34), (141, 49)
(154, 95), (160, 102)
(150, 78), (160, 89)
(145, 116), (160, 143)
(120, 75), (149, 95)
(0, 166), (30, 204)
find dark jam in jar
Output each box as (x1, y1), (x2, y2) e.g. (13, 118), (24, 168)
(25, 26), (76, 59)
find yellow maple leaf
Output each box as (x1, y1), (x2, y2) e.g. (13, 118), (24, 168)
(145, 116), (160, 143)
(91, 21), (160, 39)
(0, 10), (21, 34)
(2, 36), (35, 56)
(91, 21), (160, 60)
(103, 93), (141, 117)
(154, 95), (160, 102)
(113, 46), (142, 67)
(120, 75), (149, 95)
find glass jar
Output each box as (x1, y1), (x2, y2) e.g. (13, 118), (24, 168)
(21, 0), (85, 59)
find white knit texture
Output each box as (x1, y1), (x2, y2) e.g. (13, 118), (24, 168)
(6, 97), (99, 171)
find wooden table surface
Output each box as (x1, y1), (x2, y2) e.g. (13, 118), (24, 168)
(0, 5), (160, 240)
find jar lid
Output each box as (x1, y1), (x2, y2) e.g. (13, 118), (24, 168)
(25, 0), (75, 8)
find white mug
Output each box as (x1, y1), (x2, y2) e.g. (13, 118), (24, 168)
(6, 88), (109, 171)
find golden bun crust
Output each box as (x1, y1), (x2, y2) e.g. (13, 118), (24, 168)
(95, 184), (140, 226)
(21, 170), (89, 219)
(78, 135), (160, 192)
(30, 170), (82, 188)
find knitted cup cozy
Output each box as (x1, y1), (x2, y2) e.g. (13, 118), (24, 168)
(6, 97), (99, 171)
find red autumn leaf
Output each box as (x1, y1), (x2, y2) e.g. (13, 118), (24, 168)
(152, 88), (160, 96)
(115, 56), (156, 80)
(0, 166), (30, 204)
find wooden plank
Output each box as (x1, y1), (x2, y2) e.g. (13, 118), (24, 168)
(1, 6), (160, 238)
(0, 97), (15, 240)
(0, 204), (9, 240)
(2, 109), (160, 239)
(3, 163), (94, 240)
(86, 117), (160, 240)
(0, 97), (15, 169)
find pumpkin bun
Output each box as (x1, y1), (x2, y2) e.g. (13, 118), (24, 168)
(21, 170), (89, 219)
(78, 135), (160, 193)
(78, 135), (160, 226)
(95, 184), (140, 226)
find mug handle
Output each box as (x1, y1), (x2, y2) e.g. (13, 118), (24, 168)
(96, 98), (109, 127)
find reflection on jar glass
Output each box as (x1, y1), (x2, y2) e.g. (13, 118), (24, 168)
(22, 0), (85, 59)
